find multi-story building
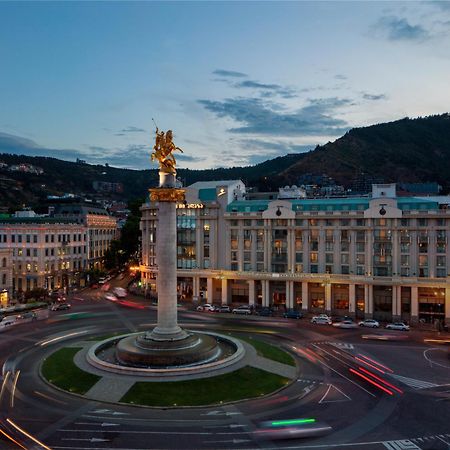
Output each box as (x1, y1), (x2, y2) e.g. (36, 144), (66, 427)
(0, 248), (12, 306)
(50, 201), (117, 269)
(0, 217), (87, 294)
(140, 182), (450, 324)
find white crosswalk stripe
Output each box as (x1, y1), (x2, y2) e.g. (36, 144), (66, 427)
(382, 439), (421, 450)
(330, 342), (354, 350)
(389, 374), (438, 389)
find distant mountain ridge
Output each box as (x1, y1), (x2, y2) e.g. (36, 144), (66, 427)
(0, 113), (449, 210)
(282, 114), (450, 191)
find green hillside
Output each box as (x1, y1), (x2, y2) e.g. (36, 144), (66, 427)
(282, 114), (450, 190)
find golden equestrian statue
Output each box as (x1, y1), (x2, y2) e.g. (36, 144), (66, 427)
(151, 126), (183, 174)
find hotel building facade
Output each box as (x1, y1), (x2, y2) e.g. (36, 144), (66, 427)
(140, 181), (450, 324)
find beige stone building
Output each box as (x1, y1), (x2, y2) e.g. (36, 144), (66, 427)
(0, 248), (12, 306)
(140, 182), (450, 324)
(0, 217), (87, 294)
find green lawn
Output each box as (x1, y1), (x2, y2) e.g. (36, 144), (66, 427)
(120, 366), (289, 406)
(41, 347), (100, 394)
(238, 336), (296, 367)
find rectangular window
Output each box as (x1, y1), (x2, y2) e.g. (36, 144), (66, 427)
(33, 235), (37, 243)
(436, 255), (446, 267)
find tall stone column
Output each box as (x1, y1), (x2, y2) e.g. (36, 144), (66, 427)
(302, 281), (309, 311)
(349, 283), (356, 315)
(149, 172), (187, 341)
(248, 279), (256, 306)
(411, 286), (419, 324)
(325, 283), (332, 314)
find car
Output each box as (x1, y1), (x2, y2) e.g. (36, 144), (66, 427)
(311, 315), (332, 325)
(0, 316), (17, 327)
(113, 287), (127, 298)
(217, 305), (231, 313)
(257, 307), (273, 317)
(16, 311), (37, 321)
(104, 293), (118, 302)
(358, 319), (380, 328)
(196, 304), (216, 312)
(283, 309), (303, 319)
(386, 322), (410, 331)
(51, 303), (71, 311)
(232, 305), (252, 315)
(333, 319), (358, 329)
(254, 420), (332, 440)
(98, 277), (108, 285)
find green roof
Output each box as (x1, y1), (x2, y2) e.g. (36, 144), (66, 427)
(227, 196), (440, 213)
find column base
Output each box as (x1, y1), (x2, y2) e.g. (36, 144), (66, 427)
(146, 326), (189, 342)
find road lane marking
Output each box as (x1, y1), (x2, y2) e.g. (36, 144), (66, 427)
(389, 374), (438, 390)
(382, 440), (421, 450)
(318, 384), (351, 404)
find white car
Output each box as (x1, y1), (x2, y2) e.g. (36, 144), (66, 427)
(113, 287), (127, 298)
(386, 322), (410, 331)
(358, 319), (380, 328)
(311, 314), (332, 325)
(197, 304), (216, 312)
(232, 305), (252, 315)
(105, 293), (118, 302)
(333, 320), (358, 329)
(311, 315), (333, 325)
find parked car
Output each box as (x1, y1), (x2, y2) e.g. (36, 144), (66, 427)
(333, 319), (358, 329)
(232, 305), (252, 315)
(358, 319), (380, 328)
(196, 304), (216, 312)
(311, 314), (332, 325)
(98, 277), (108, 285)
(386, 322), (410, 331)
(0, 316), (17, 327)
(51, 303), (71, 311)
(283, 309), (303, 319)
(257, 307), (273, 317)
(217, 305), (231, 313)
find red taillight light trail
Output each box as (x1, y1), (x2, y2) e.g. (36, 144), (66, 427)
(349, 368), (394, 395)
(357, 367), (403, 394)
(357, 354), (393, 373)
(354, 356), (385, 374)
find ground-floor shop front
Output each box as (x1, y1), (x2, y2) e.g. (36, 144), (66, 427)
(141, 267), (450, 323)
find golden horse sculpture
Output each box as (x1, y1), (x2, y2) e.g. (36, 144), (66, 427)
(151, 128), (183, 174)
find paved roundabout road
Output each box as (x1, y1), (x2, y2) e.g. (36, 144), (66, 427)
(1, 291), (449, 450)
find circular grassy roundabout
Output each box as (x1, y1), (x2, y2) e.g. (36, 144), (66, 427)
(41, 335), (297, 407)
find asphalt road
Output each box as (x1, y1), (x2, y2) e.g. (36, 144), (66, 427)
(0, 284), (449, 450)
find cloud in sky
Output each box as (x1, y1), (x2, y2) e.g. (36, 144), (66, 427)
(375, 16), (429, 41)
(0, 131), (151, 169)
(120, 126), (146, 133)
(362, 93), (387, 101)
(198, 96), (350, 136)
(212, 69), (248, 78)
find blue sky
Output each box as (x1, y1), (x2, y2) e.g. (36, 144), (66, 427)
(1, 1), (450, 170)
